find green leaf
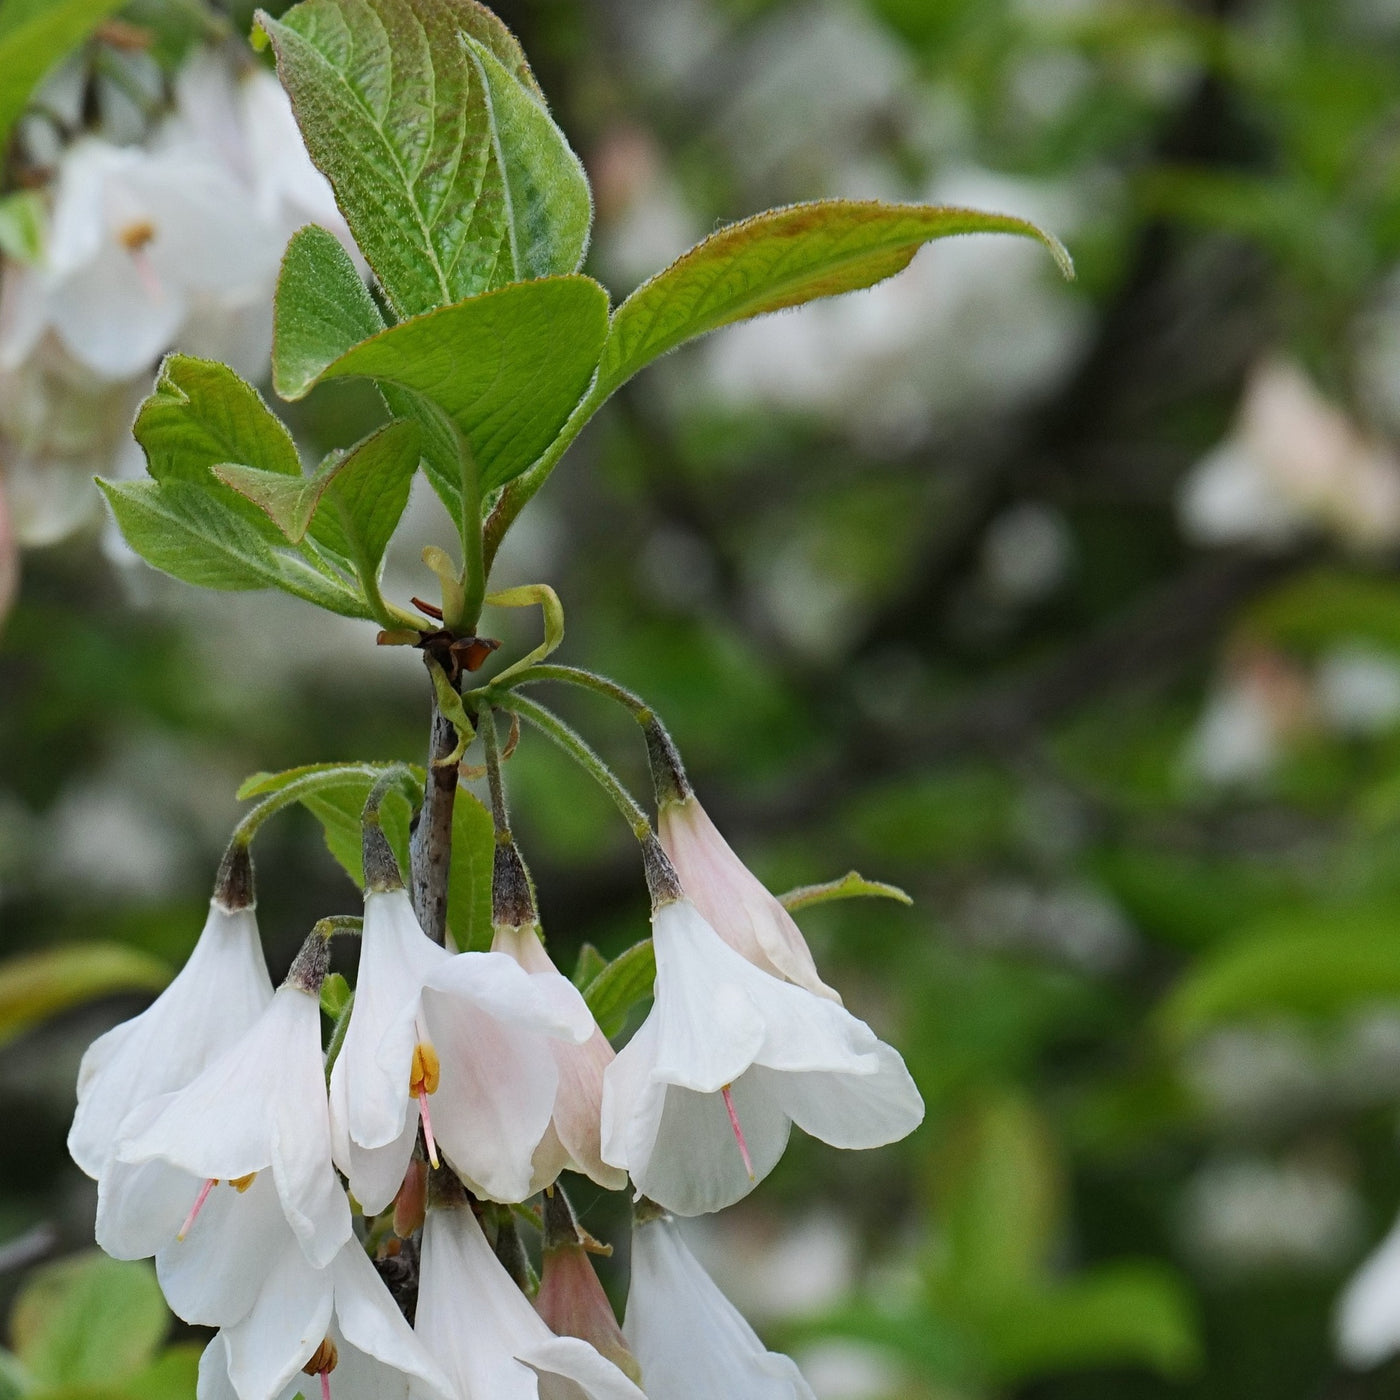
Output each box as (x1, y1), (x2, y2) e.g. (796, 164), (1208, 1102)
(303, 782), (414, 888)
(464, 36), (591, 282)
(779, 870), (912, 913)
(258, 0), (555, 318)
(217, 419), (421, 582)
(583, 939), (655, 1038)
(282, 276), (609, 502)
(571, 943), (607, 989)
(273, 225), (386, 401)
(597, 200), (1074, 399)
(99, 479), (371, 617)
(0, 189), (44, 262)
(447, 789), (495, 952)
(0, 944), (169, 1049)
(1158, 903), (1400, 1039)
(320, 971), (353, 1020)
(930, 1090), (1062, 1299)
(0, 0), (126, 151)
(11, 1253), (168, 1388)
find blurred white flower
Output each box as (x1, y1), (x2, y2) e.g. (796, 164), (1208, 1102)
(1316, 643), (1400, 736)
(1179, 359), (1400, 551)
(1337, 1212), (1400, 1368)
(1181, 646), (1314, 787)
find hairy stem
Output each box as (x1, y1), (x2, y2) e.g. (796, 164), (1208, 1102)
(409, 664), (461, 945)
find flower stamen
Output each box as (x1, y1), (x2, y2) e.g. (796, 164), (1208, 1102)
(410, 1042), (441, 1168)
(302, 1337), (338, 1400)
(177, 1177), (217, 1241)
(721, 1084), (754, 1180)
(229, 1172), (257, 1193)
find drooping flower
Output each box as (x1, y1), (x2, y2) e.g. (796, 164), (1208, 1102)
(657, 792), (841, 1002)
(1337, 1212), (1400, 1368)
(417, 1190), (646, 1400)
(69, 845), (271, 1180)
(196, 1234), (453, 1400)
(601, 880), (924, 1216)
(492, 919), (627, 1192)
(623, 1210), (817, 1399)
(534, 1188), (641, 1384)
(329, 875), (596, 1213)
(96, 932), (350, 1292)
(0, 135), (280, 380)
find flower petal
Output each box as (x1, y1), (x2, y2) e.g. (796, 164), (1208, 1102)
(70, 902), (271, 1179)
(222, 1235), (333, 1400)
(1338, 1213), (1400, 1368)
(520, 1336), (646, 1400)
(623, 1217), (816, 1399)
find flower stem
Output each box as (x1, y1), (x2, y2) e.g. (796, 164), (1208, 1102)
(492, 693), (652, 841)
(229, 765), (408, 851)
(480, 708), (539, 931)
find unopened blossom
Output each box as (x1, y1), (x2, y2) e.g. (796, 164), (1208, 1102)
(601, 890), (924, 1216)
(69, 846), (271, 1179)
(534, 1189), (641, 1384)
(1337, 1213), (1400, 1368)
(329, 878), (595, 1213)
(417, 1193), (646, 1400)
(197, 1233), (453, 1400)
(623, 1211), (816, 1399)
(657, 791), (840, 1002)
(493, 920), (627, 1191)
(0, 136), (279, 380)
(97, 939), (350, 1291)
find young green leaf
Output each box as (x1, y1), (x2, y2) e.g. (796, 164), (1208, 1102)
(0, 0), (127, 151)
(217, 419), (421, 587)
(258, 0), (552, 318)
(11, 1253), (168, 1389)
(779, 870), (913, 913)
(281, 275), (610, 502)
(447, 789), (495, 952)
(273, 224), (386, 401)
(99, 478), (371, 617)
(583, 938), (656, 1038)
(596, 200), (1075, 399)
(465, 36), (591, 283)
(0, 944), (169, 1050)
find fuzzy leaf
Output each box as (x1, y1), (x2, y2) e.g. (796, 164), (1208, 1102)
(0, 0), (127, 151)
(282, 275), (609, 503)
(597, 200), (1074, 398)
(98, 479), (370, 617)
(0, 944), (169, 1049)
(464, 36), (591, 282)
(258, 0), (555, 318)
(217, 419), (421, 581)
(11, 1253), (167, 1388)
(273, 224), (385, 401)
(446, 789), (495, 952)
(779, 870), (912, 913)
(583, 939), (655, 1038)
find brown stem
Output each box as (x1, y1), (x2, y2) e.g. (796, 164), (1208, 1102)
(410, 658), (460, 946)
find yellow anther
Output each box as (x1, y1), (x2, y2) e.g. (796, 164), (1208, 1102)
(229, 1173), (257, 1193)
(409, 1042), (440, 1097)
(119, 219), (156, 252)
(302, 1338), (339, 1377)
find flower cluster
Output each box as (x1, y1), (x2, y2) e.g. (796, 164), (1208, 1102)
(71, 711), (924, 1399)
(0, 36), (352, 578)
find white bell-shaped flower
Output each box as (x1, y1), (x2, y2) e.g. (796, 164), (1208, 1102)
(601, 898), (924, 1215)
(196, 1234), (453, 1400)
(492, 923), (627, 1192)
(98, 967), (350, 1280)
(417, 1197), (645, 1400)
(329, 888), (596, 1213)
(3, 136), (279, 380)
(1337, 1212), (1400, 1368)
(623, 1213), (816, 1399)
(69, 858), (271, 1179)
(658, 793), (842, 1002)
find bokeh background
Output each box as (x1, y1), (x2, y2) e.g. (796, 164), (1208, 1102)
(8, 0), (1400, 1396)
